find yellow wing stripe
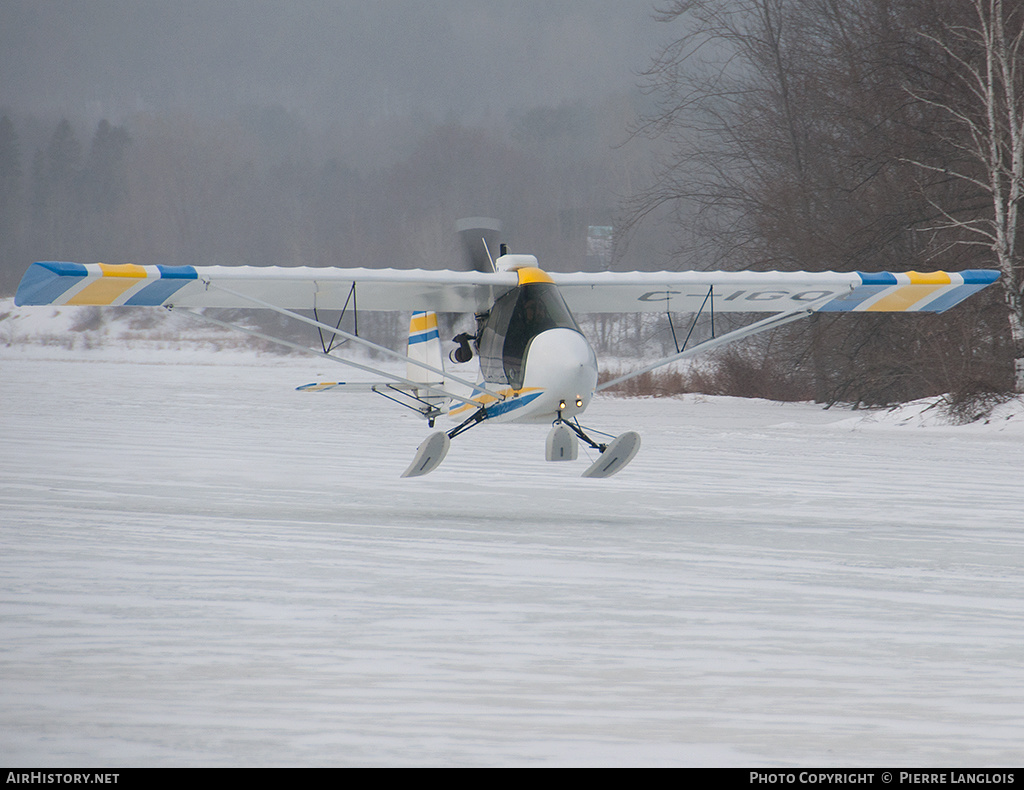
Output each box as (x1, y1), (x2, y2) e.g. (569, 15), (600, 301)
(905, 271), (952, 285)
(67, 263), (148, 305)
(866, 284), (949, 312)
(98, 263), (148, 278)
(867, 271), (954, 311)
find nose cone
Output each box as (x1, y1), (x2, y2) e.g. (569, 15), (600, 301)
(521, 328), (598, 421)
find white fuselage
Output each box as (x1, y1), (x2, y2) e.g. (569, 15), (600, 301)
(502, 327), (598, 422)
(451, 327), (598, 425)
(445, 263), (599, 426)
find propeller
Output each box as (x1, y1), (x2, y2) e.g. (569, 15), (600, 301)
(455, 217), (502, 273)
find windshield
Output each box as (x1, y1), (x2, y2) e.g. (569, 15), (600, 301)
(478, 282), (580, 388)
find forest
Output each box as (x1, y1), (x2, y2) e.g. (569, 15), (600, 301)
(2, 0), (1021, 410)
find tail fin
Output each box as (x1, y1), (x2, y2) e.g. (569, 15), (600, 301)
(407, 311), (450, 418)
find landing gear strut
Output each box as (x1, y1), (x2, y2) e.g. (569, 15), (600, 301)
(401, 405), (489, 478)
(546, 415), (641, 478)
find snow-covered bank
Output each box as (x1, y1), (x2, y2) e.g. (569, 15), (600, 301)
(2, 342), (1023, 767)
(0, 296), (282, 360)
(840, 395), (1024, 432)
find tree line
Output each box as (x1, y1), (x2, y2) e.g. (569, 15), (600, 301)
(630, 0), (1023, 405)
(0, 96), (651, 296)
(3, 0), (1022, 408)
(0, 97), (668, 357)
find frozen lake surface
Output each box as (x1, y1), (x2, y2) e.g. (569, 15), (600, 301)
(2, 348), (1023, 766)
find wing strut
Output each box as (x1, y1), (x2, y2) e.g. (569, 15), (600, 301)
(669, 284), (714, 354)
(314, 281), (357, 354)
(169, 306), (484, 408)
(193, 280), (504, 400)
(597, 290), (845, 392)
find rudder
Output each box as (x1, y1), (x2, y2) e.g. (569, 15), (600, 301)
(407, 311), (450, 415)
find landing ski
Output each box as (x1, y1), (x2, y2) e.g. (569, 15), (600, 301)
(401, 431), (451, 478)
(545, 423), (578, 461)
(581, 431), (641, 478)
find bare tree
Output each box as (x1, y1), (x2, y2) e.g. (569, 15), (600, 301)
(627, 0), (802, 270)
(908, 0), (1024, 391)
(627, 0), (1011, 404)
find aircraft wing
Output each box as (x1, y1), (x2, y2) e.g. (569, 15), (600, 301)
(15, 261), (998, 315)
(549, 270), (1000, 314)
(14, 262), (518, 313)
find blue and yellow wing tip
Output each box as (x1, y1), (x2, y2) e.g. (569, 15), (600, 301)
(15, 261), (198, 307)
(819, 269), (999, 313)
(15, 262), (85, 306)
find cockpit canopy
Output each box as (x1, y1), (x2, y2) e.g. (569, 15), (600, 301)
(478, 282), (581, 389)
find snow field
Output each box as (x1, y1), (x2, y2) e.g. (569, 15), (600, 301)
(1, 349), (1022, 766)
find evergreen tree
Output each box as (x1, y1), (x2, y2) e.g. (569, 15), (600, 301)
(84, 119), (131, 213)
(32, 119), (84, 257)
(0, 114), (24, 294)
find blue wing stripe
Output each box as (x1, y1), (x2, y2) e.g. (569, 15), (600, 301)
(14, 262), (88, 305)
(124, 278), (194, 305)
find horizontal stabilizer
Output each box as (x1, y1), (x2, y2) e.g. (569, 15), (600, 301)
(297, 381), (412, 392)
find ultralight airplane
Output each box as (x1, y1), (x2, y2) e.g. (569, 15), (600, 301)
(14, 218), (1000, 478)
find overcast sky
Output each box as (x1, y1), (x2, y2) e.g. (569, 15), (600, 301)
(0, 1), (668, 127)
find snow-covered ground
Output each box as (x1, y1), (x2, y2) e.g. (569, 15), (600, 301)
(2, 315), (1024, 766)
